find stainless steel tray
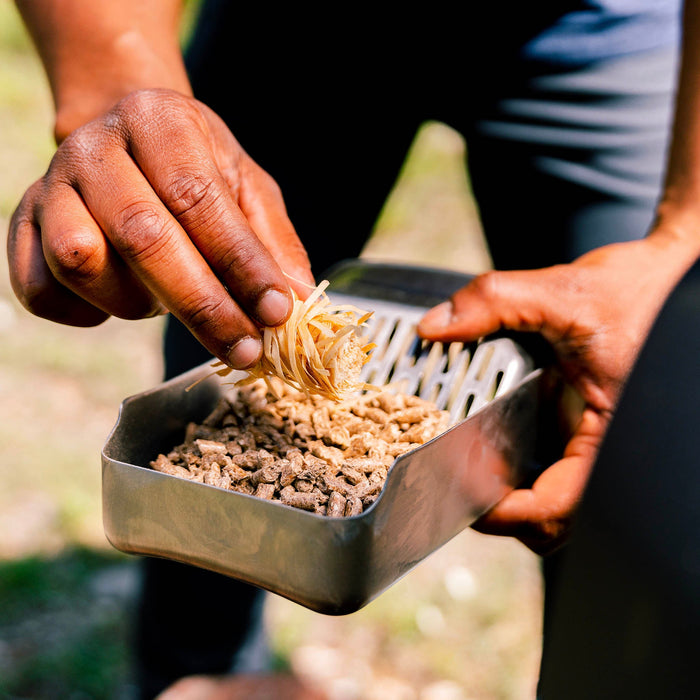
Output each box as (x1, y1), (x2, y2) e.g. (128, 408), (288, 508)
(102, 260), (556, 614)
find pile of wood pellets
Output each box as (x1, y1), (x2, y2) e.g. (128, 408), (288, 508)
(150, 380), (449, 517)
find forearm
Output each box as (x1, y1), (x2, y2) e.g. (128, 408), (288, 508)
(15, 0), (191, 141)
(653, 0), (700, 266)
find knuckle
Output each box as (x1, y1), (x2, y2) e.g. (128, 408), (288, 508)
(58, 125), (93, 154)
(47, 231), (102, 282)
(113, 201), (173, 263)
(48, 123), (119, 183)
(223, 237), (257, 268)
(263, 171), (283, 198)
(219, 164), (242, 200)
(180, 291), (231, 338)
(166, 171), (221, 221)
(117, 88), (161, 122)
(217, 239), (263, 283)
(113, 90), (167, 141)
(471, 270), (502, 300)
(49, 128), (93, 174)
(251, 161), (283, 198)
(117, 89), (198, 139)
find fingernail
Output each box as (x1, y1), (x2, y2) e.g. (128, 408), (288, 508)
(227, 337), (262, 369)
(257, 289), (290, 327)
(418, 301), (453, 333)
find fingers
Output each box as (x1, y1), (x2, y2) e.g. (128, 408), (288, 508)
(236, 158), (315, 297)
(7, 186), (110, 327)
(202, 104), (315, 296)
(472, 456), (588, 555)
(472, 408), (604, 555)
(417, 267), (572, 344)
(68, 140), (264, 368)
(37, 180), (163, 320)
(119, 91), (299, 323)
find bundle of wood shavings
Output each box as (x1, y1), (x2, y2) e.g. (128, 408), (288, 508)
(211, 280), (375, 401)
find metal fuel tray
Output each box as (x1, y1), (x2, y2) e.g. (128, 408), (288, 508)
(102, 260), (556, 614)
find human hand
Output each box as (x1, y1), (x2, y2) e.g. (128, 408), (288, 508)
(417, 236), (691, 554)
(7, 88), (314, 369)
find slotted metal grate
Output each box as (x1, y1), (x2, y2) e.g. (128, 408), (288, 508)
(331, 294), (534, 425)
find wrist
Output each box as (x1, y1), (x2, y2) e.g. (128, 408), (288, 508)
(651, 199), (700, 251)
(16, 0), (192, 143)
(646, 201), (700, 281)
(52, 33), (191, 143)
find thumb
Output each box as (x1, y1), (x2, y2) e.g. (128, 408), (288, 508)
(417, 267), (570, 344)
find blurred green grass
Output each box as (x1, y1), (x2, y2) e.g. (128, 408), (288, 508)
(0, 548), (134, 699)
(0, 3), (541, 699)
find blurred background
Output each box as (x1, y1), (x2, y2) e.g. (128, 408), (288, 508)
(0, 2), (543, 698)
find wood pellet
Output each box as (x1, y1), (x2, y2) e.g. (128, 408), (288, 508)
(150, 380), (449, 517)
